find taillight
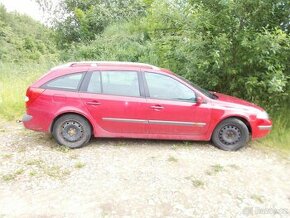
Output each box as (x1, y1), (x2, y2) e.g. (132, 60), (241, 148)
(26, 87), (45, 107)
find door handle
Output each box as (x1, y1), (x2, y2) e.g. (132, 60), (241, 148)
(86, 101), (101, 106)
(150, 105), (164, 110)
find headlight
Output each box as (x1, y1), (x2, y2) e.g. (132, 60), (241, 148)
(257, 111), (269, 119)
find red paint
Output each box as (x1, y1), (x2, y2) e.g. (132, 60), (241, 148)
(23, 62), (272, 142)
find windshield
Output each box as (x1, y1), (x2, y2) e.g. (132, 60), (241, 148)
(176, 75), (218, 100)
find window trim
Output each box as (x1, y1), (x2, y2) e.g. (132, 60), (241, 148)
(79, 71), (93, 92)
(142, 71), (197, 103)
(79, 71), (102, 93)
(41, 71), (87, 92)
(81, 70), (145, 98)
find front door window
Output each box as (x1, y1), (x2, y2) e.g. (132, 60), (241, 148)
(145, 72), (196, 102)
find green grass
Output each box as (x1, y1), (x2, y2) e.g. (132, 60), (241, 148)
(53, 146), (71, 153)
(1, 168), (24, 181)
(191, 179), (205, 188)
(185, 176), (205, 188)
(0, 61), (59, 120)
(255, 108), (290, 153)
(206, 164), (224, 175)
(1, 154), (12, 159)
(43, 165), (70, 179)
(211, 164), (224, 173)
(74, 161), (86, 169)
(29, 171), (37, 177)
(250, 194), (264, 204)
(21, 157), (70, 180)
(24, 159), (44, 166)
(167, 156), (178, 162)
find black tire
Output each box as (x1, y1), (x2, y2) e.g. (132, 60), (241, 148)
(212, 118), (249, 151)
(52, 114), (92, 149)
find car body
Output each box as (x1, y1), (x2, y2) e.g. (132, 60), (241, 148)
(23, 61), (272, 150)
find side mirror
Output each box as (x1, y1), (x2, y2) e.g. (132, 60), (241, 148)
(196, 96), (203, 105)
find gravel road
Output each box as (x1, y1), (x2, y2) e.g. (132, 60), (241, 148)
(0, 120), (289, 218)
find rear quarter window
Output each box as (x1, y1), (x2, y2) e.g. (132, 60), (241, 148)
(42, 73), (84, 91)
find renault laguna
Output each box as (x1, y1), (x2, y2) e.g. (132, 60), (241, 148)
(22, 61), (272, 150)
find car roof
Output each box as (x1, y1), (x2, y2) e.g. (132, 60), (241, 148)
(51, 61), (161, 71)
(32, 61), (175, 88)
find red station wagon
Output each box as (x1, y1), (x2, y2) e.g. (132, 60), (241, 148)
(22, 61), (272, 151)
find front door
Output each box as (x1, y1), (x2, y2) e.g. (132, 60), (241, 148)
(144, 72), (211, 135)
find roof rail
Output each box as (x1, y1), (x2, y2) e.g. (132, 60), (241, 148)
(68, 61), (160, 70)
(50, 62), (75, 71)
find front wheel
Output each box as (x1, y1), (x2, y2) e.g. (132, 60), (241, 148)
(212, 118), (249, 151)
(52, 114), (92, 148)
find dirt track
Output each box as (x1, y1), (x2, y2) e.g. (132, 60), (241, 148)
(0, 120), (289, 217)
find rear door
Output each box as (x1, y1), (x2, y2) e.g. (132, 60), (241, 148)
(80, 70), (148, 134)
(143, 72), (211, 135)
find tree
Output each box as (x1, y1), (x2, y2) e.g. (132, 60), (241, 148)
(34, 0), (289, 110)
(36, 0), (148, 46)
(142, 0), (290, 110)
(0, 4), (58, 62)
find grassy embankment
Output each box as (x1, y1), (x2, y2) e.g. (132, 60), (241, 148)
(0, 61), (57, 120)
(0, 61), (289, 152)
(254, 108), (290, 153)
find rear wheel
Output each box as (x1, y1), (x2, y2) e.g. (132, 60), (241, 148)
(52, 114), (92, 148)
(212, 118), (249, 151)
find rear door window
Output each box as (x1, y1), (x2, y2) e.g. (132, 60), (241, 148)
(87, 72), (101, 93)
(101, 71), (140, 97)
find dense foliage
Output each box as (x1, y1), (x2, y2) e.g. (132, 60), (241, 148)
(50, 0), (290, 111)
(0, 5), (58, 62)
(142, 0), (290, 110)
(47, 0), (147, 47)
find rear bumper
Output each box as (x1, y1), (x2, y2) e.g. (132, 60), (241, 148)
(22, 114), (33, 122)
(22, 113), (49, 132)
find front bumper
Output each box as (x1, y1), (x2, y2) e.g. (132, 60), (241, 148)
(252, 119), (272, 139)
(258, 125), (272, 130)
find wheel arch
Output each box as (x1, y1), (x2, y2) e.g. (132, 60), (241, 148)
(50, 111), (94, 134)
(210, 116), (252, 139)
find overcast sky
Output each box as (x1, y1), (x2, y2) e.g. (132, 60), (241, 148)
(0, 0), (50, 23)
